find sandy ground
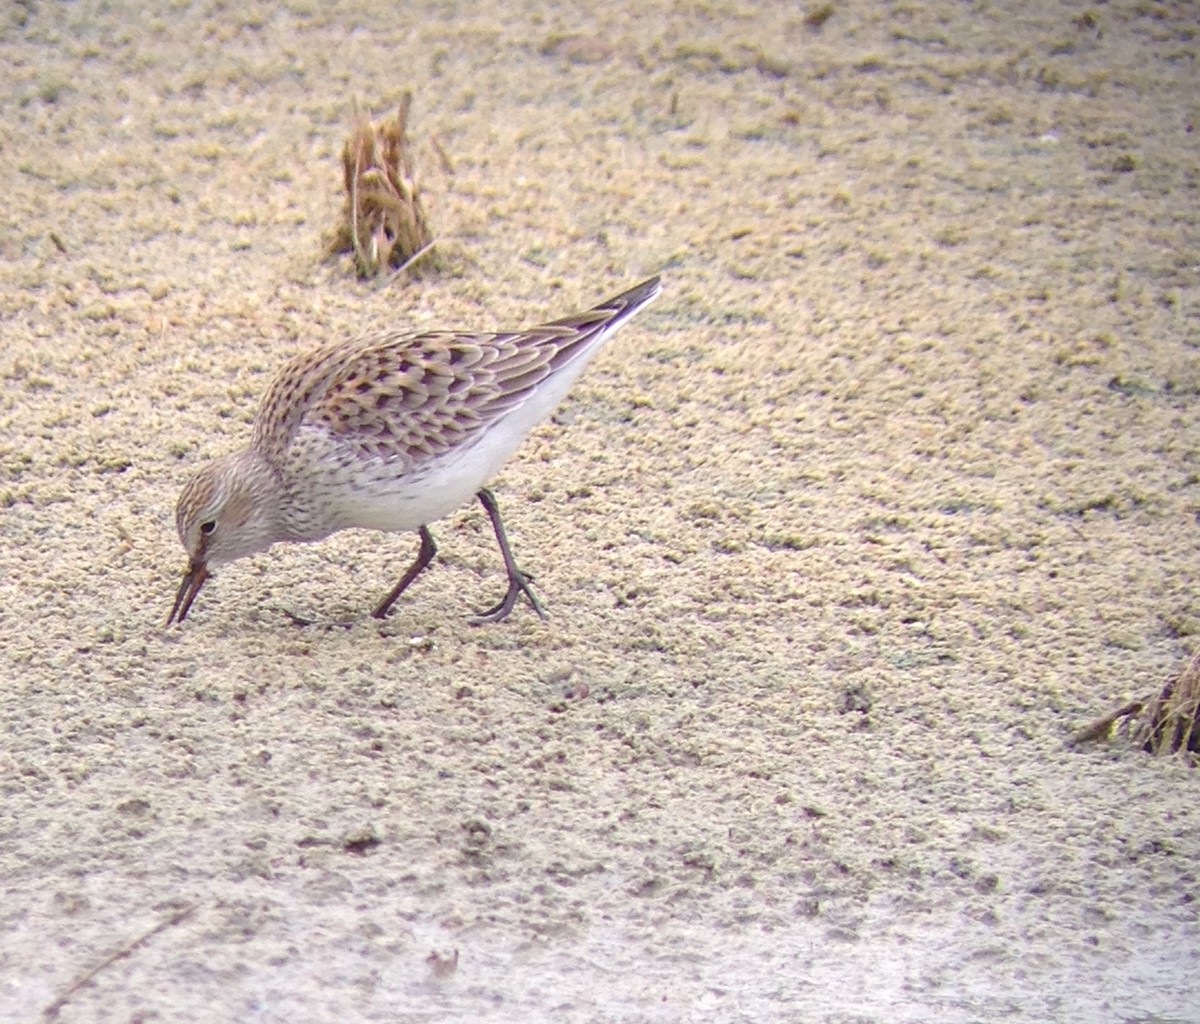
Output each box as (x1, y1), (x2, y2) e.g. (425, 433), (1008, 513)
(2, 1), (1199, 1021)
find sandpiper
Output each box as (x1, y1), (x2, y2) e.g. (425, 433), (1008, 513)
(167, 277), (661, 625)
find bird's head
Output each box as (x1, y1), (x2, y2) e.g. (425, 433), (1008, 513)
(167, 451), (282, 624)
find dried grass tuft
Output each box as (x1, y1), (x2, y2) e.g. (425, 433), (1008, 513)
(332, 93), (436, 279)
(1071, 650), (1200, 762)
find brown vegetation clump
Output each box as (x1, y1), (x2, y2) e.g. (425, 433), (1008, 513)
(332, 93), (435, 279)
(1071, 650), (1200, 762)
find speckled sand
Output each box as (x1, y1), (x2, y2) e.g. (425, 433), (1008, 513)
(1, 2), (1198, 1021)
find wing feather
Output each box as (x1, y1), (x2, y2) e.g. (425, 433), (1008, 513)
(250, 277), (661, 472)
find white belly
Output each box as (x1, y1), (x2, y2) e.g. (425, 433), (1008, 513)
(284, 339), (601, 538)
(322, 438), (506, 533)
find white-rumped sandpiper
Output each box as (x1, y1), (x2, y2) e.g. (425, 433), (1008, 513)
(167, 277), (661, 625)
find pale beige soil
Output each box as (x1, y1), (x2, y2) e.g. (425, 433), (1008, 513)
(1, 1), (1199, 1022)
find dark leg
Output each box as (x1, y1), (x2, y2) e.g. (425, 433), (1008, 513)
(472, 488), (547, 624)
(373, 526), (437, 619)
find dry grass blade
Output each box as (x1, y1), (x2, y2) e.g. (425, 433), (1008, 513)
(1125, 651), (1200, 758)
(334, 93), (435, 278)
(43, 903), (198, 1019)
(1068, 700), (1144, 748)
(1072, 651), (1200, 762)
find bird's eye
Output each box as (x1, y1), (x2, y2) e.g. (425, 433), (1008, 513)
(199, 521), (217, 536)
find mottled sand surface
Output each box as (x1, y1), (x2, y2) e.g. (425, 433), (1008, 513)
(2, 2), (1199, 1021)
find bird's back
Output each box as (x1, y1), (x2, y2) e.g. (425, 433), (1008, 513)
(249, 277), (661, 534)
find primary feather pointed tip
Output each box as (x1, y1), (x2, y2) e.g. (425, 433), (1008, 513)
(598, 275), (662, 314)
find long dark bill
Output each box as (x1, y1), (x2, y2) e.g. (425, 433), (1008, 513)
(167, 562), (209, 625)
